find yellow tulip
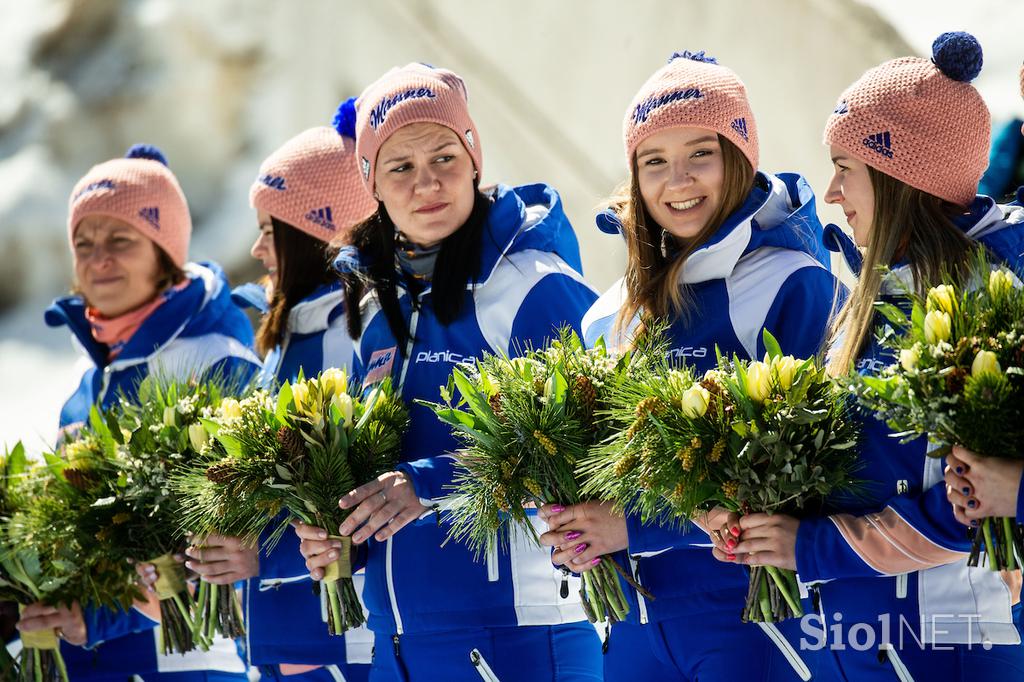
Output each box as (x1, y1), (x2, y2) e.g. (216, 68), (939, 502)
(771, 355), (800, 391)
(319, 368), (348, 398)
(926, 284), (956, 316)
(332, 392), (355, 428)
(899, 347), (920, 372)
(290, 381), (312, 415)
(680, 385), (711, 419)
(163, 406), (178, 428)
(745, 361), (772, 403)
(971, 350), (1001, 378)
(219, 398), (242, 420)
(988, 269), (1014, 300)
(187, 423), (209, 451)
(923, 310), (952, 345)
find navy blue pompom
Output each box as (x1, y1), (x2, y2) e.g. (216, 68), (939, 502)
(332, 97), (358, 139)
(333, 245), (369, 276)
(668, 50), (718, 65)
(931, 31), (983, 82)
(125, 144), (168, 166)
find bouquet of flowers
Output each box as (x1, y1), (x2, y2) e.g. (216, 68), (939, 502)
(581, 331), (861, 623)
(81, 376), (250, 654)
(422, 329), (663, 624)
(849, 259), (1024, 570)
(0, 435), (139, 682)
(175, 368), (407, 636)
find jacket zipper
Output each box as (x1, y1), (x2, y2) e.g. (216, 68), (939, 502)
(487, 542), (499, 582)
(470, 649), (501, 682)
(257, 574), (309, 591)
(385, 536), (403, 635)
(628, 555), (649, 624)
(896, 573), (908, 599)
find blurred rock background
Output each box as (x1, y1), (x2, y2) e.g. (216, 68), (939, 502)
(1, 0), (1020, 450)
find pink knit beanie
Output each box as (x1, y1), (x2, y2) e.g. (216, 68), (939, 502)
(250, 98), (377, 242)
(824, 32), (989, 207)
(68, 145), (191, 267)
(355, 63), (482, 194)
(624, 51), (758, 172)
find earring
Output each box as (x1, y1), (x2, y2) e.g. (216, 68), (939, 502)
(473, 170), (478, 180)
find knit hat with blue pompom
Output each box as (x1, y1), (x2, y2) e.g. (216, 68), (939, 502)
(249, 98), (377, 242)
(68, 144), (191, 267)
(824, 31), (989, 206)
(623, 50), (759, 172)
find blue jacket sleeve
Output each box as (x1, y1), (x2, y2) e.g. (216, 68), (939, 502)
(509, 275), (599, 352)
(625, 512), (711, 555)
(1017, 473), (1024, 525)
(795, 481), (968, 583)
(83, 605), (157, 649)
(759, 266), (846, 360)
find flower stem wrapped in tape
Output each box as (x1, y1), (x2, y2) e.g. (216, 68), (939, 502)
(148, 553), (189, 600)
(17, 606), (58, 650)
(145, 553), (197, 654)
(321, 536), (352, 582)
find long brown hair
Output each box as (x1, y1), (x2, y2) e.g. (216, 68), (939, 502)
(826, 167), (974, 375)
(613, 135), (755, 338)
(255, 218), (338, 355)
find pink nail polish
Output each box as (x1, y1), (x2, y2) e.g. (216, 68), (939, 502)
(551, 505), (565, 514)
(590, 558), (601, 566)
(574, 543), (587, 554)
(565, 531), (582, 541)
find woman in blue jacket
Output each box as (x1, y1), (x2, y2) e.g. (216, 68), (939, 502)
(714, 33), (1024, 680)
(294, 63), (601, 681)
(538, 51), (841, 681)
(17, 145), (259, 680)
(185, 100), (379, 682)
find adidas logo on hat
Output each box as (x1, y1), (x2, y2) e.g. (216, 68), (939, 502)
(138, 206), (160, 229)
(833, 100), (849, 115)
(260, 174), (287, 191)
(862, 131), (893, 159)
(361, 157), (371, 181)
(730, 118), (749, 142)
(305, 206), (336, 232)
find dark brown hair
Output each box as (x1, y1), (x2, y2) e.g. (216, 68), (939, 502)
(613, 135), (755, 338)
(341, 187), (491, 352)
(826, 166), (974, 375)
(255, 218), (338, 355)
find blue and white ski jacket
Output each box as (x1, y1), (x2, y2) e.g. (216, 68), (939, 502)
(232, 281), (372, 669)
(582, 172), (842, 625)
(350, 183), (599, 635)
(796, 195), (1024, 647)
(45, 261), (259, 680)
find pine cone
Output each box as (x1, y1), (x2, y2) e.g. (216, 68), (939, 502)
(488, 393), (504, 420)
(945, 367), (968, 394)
(277, 426), (307, 468)
(574, 376), (597, 418)
(206, 461), (237, 484)
(63, 467), (98, 491)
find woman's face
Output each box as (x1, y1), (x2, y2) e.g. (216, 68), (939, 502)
(73, 215), (164, 317)
(374, 122), (476, 248)
(635, 127), (725, 242)
(250, 210), (278, 286)
(825, 145), (875, 247)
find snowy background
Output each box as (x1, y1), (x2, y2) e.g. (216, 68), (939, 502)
(1, 0), (1022, 454)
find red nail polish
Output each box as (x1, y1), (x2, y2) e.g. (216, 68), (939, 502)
(574, 543), (587, 554)
(726, 553), (736, 561)
(565, 531), (582, 541)
(551, 505), (565, 514)
(730, 526), (740, 537)
(725, 538), (736, 550)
